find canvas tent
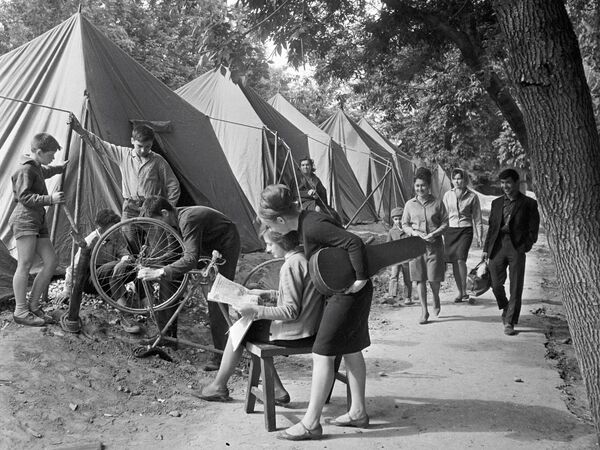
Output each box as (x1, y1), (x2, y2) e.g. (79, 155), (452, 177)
(0, 240), (16, 300)
(0, 13), (262, 265)
(176, 67), (297, 212)
(320, 110), (405, 222)
(357, 118), (415, 202)
(268, 93), (378, 224)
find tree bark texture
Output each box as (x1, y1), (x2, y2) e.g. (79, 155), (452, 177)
(495, 0), (600, 441)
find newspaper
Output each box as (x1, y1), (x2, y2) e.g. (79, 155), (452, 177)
(207, 274), (258, 306)
(208, 274), (258, 350)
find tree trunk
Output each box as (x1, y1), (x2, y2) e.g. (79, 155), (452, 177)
(494, 0), (600, 441)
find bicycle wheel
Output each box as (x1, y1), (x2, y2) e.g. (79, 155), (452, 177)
(242, 258), (284, 290)
(90, 217), (189, 314)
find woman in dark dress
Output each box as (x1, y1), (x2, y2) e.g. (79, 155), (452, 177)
(298, 157), (328, 212)
(258, 184), (372, 441)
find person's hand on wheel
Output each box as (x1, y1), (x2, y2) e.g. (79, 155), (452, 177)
(137, 267), (165, 281)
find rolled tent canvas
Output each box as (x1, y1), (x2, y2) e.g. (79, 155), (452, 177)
(0, 13), (262, 263)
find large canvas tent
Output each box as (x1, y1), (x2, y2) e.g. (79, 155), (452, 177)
(0, 240), (16, 300)
(176, 67), (297, 212)
(357, 118), (415, 202)
(0, 13), (262, 264)
(268, 93), (377, 224)
(320, 109), (405, 222)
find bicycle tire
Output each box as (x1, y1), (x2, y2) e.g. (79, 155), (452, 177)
(90, 217), (189, 314)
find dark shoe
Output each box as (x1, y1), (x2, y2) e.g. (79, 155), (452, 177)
(433, 306), (441, 317)
(13, 312), (45, 327)
(120, 317), (141, 334)
(256, 392), (291, 406)
(60, 314), (81, 333)
(330, 412), (370, 428)
(31, 308), (55, 324)
(192, 385), (231, 402)
(419, 312), (430, 325)
(275, 392), (291, 406)
(462, 294), (470, 303)
(277, 422), (323, 441)
(453, 295), (463, 303)
(504, 324), (516, 336)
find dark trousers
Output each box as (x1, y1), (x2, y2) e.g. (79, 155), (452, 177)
(488, 234), (526, 325)
(156, 225), (241, 353)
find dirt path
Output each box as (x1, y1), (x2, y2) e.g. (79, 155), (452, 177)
(0, 234), (597, 449)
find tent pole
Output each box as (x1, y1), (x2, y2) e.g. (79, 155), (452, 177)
(344, 164), (392, 229)
(50, 123), (74, 246)
(273, 131), (278, 184)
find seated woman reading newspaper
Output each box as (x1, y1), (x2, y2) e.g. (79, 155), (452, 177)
(196, 228), (324, 403)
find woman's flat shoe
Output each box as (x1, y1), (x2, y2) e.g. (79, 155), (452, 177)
(192, 385), (232, 402)
(330, 413), (370, 428)
(13, 312), (45, 327)
(277, 422), (323, 441)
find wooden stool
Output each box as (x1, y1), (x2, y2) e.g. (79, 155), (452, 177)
(244, 341), (349, 431)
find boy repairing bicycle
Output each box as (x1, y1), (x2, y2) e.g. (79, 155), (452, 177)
(9, 132), (68, 326)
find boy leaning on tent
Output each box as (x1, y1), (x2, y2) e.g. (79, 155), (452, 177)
(9, 133), (68, 326)
(66, 113), (180, 330)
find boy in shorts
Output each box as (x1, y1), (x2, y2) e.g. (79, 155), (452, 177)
(387, 206), (413, 305)
(9, 133), (68, 326)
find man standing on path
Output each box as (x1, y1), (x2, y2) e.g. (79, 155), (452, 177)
(482, 168), (540, 336)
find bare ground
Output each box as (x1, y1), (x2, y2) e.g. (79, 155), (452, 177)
(0, 231), (597, 449)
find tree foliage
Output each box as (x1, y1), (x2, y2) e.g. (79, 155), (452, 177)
(0, 0), (270, 89)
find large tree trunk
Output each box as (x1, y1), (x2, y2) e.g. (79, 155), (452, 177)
(494, 0), (600, 441)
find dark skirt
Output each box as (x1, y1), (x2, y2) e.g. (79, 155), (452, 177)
(444, 227), (474, 262)
(312, 280), (373, 356)
(245, 320), (315, 348)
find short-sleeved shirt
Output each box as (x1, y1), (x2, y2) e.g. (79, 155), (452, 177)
(86, 133), (180, 205)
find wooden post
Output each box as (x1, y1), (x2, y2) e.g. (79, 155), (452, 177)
(67, 245), (90, 322)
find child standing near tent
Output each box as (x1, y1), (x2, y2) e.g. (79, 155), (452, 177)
(67, 114), (180, 245)
(9, 133), (67, 326)
(386, 207), (413, 305)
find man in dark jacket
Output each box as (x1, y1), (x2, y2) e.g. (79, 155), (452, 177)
(137, 196), (240, 369)
(483, 169), (540, 335)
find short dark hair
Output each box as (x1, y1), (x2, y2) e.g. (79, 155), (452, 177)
(141, 195), (175, 217)
(451, 168), (466, 179)
(414, 167), (432, 186)
(300, 157), (315, 172)
(94, 209), (120, 229)
(132, 124), (155, 142)
(31, 133), (61, 152)
(498, 168), (519, 182)
(260, 226), (300, 252)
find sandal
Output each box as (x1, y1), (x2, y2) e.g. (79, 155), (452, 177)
(191, 385), (232, 402)
(60, 314), (82, 334)
(277, 422), (323, 441)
